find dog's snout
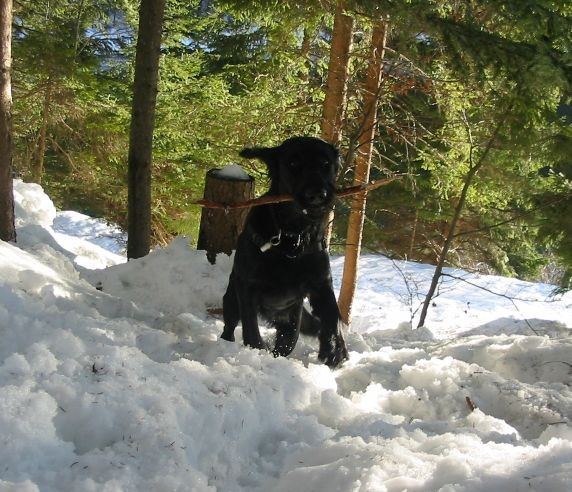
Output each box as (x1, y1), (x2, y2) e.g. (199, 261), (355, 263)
(304, 187), (328, 206)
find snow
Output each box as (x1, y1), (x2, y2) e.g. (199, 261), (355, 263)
(1, 180), (571, 492)
(211, 164), (251, 181)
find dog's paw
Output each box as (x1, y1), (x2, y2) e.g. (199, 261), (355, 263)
(318, 333), (349, 369)
(245, 338), (269, 351)
(220, 329), (235, 342)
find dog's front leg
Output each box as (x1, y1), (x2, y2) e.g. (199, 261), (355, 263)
(236, 286), (266, 350)
(310, 286), (349, 368)
(273, 300), (303, 357)
(221, 272), (239, 342)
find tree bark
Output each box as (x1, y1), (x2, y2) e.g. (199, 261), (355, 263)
(338, 19), (388, 325)
(0, 0), (15, 243)
(320, 0), (354, 246)
(321, 0), (354, 147)
(197, 168), (254, 264)
(126, 0), (166, 259)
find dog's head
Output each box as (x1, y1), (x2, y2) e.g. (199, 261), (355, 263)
(240, 136), (340, 219)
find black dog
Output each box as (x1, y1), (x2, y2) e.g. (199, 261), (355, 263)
(220, 136), (349, 368)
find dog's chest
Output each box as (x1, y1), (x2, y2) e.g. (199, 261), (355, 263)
(254, 254), (313, 289)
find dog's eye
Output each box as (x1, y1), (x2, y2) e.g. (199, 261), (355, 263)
(289, 160), (299, 168)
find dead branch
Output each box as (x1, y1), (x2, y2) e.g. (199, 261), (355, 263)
(440, 273), (561, 304)
(192, 175), (402, 210)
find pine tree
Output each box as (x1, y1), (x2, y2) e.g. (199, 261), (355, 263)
(127, 0), (166, 259)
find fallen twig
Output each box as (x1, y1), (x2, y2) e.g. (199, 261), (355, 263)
(540, 361), (572, 369)
(465, 396), (477, 412)
(207, 307), (224, 316)
(192, 175), (402, 210)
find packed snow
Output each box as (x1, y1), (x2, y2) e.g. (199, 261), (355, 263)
(1, 179), (571, 492)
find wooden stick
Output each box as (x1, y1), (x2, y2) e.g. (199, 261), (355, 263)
(192, 175), (401, 210)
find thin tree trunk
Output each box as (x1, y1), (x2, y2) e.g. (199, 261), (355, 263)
(416, 169), (478, 328)
(32, 77), (52, 184)
(409, 209), (418, 258)
(417, 104), (513, 328)
(320, 0), (354, 246)
(127, 0), (166, 259)
(299, 27), (312, 87)
(338, 19), (388, 325)
(0, 0), (15, 242)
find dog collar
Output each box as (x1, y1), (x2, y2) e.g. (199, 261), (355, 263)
(249, 227), (325, 258)
(248, 206), (327, 258)
(259, 231), (283, 252)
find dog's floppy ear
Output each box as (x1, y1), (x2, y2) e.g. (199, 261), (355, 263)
(239, 146), (278, 163)
(239, 146), (280, 183)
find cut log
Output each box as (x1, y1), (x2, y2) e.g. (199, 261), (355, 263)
(197, 168), (254, 264)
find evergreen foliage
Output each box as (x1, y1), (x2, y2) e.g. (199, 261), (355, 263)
(334, 0), (572, 285)
(7, 0), (572, 285)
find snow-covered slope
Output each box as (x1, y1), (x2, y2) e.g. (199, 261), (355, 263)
(1, 180), (571, 491)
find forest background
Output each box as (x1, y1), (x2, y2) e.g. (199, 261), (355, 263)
(7, 0), (572, 287)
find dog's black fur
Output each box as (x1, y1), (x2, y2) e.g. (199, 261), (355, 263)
(220, 136), (349, 368)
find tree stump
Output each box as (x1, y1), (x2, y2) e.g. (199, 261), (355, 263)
(197, 166), (255, 263)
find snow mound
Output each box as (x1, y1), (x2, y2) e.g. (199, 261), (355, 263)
(85, 236), (232, 317)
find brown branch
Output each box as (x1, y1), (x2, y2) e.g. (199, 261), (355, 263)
(465, 396), (477, 412)
(192, 175), (402, 210)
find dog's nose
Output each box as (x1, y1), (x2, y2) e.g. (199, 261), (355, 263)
(304, 187), (328, 206)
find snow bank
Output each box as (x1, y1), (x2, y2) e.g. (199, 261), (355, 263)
(12, 179), (125, 270)
(13, 179), (56, 228)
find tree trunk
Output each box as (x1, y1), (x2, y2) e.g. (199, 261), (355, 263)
(338, 19), (388, 325)
(126, 0), (166, 259)
(416, 172), (476, 328)
(197, 169), (255, 264)
(409, 209), (419, 258)
(320, 0), (354, 246)
(321, 0), (354, 147)
(32, 77), (53, 184)
(0, 0), (15, 243)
